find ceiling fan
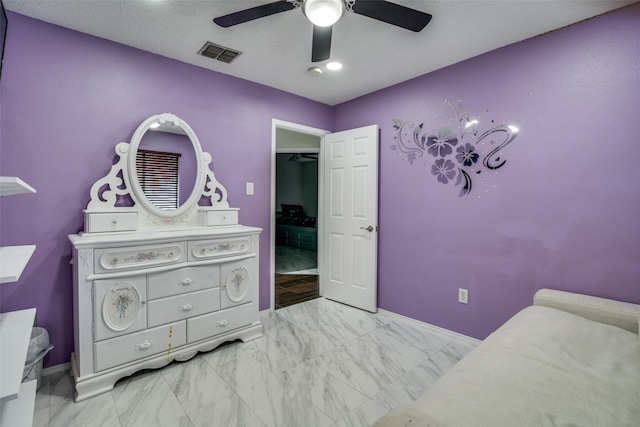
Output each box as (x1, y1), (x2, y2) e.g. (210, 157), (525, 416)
(288, 153), (318, 161)
(213, 0), (432, 62)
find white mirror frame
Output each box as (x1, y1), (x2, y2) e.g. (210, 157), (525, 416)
(84, 113), (233, 232)
(128, 113), (204, 218)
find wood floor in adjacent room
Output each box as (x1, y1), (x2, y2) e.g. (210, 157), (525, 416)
(275, 274), (319, 309)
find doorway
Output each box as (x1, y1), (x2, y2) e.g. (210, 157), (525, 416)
(270, 121), (329, 310)
(270, 121), (380, 313)
(274, 152), (319, 308)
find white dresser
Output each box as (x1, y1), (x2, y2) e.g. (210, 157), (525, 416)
(68, 113), (263, 401)
(69, 227), (261, 401)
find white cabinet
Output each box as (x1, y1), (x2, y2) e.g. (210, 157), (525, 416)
(276, 224), (317, 251)
(68, 227), (262, 402)
(0, 177), (37, 427)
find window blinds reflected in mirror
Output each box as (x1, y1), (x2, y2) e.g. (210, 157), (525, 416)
(135, 149), (181, 210)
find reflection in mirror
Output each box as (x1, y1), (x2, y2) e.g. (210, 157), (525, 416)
(136, 123), (197, 210)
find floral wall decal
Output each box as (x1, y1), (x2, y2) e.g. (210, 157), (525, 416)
(391, 100), (519, 197)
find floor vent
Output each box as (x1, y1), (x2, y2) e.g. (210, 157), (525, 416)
(198, 42), (242, 64)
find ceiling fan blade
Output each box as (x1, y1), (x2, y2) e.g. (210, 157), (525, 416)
(312, 26), (332, 63)
(213, 1), (296, 28)
(352, 0), (432, 32)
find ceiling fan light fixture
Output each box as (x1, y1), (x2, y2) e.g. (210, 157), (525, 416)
(303, 0), (345, 27)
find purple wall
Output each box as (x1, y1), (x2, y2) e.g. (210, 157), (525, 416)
(0, 13), (332, 367)
(2, 5), (639, 368)
(334, 4), (640, 338)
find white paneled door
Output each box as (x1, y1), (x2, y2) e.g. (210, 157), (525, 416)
(321, 125), (379, 312)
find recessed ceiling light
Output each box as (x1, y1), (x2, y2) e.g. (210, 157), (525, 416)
(307, 67), (323, 77)
(326, 62), (343, 71)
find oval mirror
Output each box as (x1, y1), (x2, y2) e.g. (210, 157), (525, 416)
(128, 113), (204, 218)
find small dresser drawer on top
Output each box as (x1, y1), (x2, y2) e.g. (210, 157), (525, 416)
(198, 208), (239, 227)
(187, 302), (256, 343)
(147, 288), (220, 328)
(85, 212), (138, 233)
(94, 321), (186, 372)
(147, 265), (220, 300)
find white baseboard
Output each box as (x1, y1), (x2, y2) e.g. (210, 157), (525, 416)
(263, 297), (480, 344)
(377, 308), (482, 344)
(42, 362), (71, 377)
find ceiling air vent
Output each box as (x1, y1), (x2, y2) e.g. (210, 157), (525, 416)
(199, 42), (242, 64)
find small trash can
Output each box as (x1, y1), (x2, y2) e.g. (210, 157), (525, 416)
(22, 327), (54, 390)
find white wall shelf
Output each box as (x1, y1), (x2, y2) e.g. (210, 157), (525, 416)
(0, 245), (36, 284)
(0, 380), (36, 427)
(0, 177), (37, 283)
(0, 177), (36, 197)
(0, 309), (36, 400)
(0, 176), (38, 425)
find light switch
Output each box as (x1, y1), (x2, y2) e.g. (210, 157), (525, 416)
(246, 182), (254, 196)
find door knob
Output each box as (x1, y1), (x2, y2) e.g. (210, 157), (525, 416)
(360, 225), (374, 232)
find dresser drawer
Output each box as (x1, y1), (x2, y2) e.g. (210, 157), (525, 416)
(84, 212), (138, 233)
(187, 303), (256, 343)
(147, 265), (219, 300)
(300, 240), (316, 251)
(147, 288), (220, 328)
(95, 242), (185, 273)
(188, 238), (250, 261)
(299, 230), (316, 242)
(94, 321), (186, 372)
(198, 209), (239, 227)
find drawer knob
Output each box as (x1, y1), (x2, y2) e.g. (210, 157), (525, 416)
(135, 340), (153, 351)
(111, 220), (118, 225)
(178, 278), (193, 286)
(179, 303), (194, 312)
(217, 319), (229, 327)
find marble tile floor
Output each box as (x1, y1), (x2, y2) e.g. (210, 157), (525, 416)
(33, 297), (478, 427)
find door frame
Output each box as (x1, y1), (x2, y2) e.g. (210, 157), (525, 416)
(270, 119), (330, 311)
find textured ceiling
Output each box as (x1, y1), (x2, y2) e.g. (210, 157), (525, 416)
(4, 0), (636, 105)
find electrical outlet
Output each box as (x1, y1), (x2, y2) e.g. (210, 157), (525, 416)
(458, 288), (469, 304)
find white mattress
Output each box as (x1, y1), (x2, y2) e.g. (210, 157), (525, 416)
(377, 305), (640, 426)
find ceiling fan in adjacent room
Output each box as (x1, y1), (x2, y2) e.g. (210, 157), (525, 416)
(213, 0), (432, 62)
(288, 153), (318, 162)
